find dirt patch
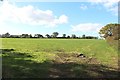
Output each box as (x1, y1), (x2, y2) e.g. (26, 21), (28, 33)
(49, 52), (104, 78)
(52, 52), (100, 64)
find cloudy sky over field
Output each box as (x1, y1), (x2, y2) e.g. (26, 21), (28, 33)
(0, 0), (118, 37)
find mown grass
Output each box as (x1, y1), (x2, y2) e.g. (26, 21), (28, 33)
(1, 38), (119, 78)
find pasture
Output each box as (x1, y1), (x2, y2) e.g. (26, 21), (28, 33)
(1, 38), (118, 78)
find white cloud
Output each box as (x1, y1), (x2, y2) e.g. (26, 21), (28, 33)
(80, 4), (87, 10)
(51, 15), (68, 26)
(102, 1), (118, 16)
(0, 1), (68, 27)
(58, 15), (68, 23)
(88, 0), (119, 3)
(88, 0), (118, 16)
(71, 23), (102, 32)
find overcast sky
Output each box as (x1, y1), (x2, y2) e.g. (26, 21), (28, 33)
(0, 0), (118, 37)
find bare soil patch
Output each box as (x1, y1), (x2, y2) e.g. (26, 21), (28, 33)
(49, 52), (118, 78)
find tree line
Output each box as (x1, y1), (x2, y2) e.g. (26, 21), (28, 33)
(1, 23), (119, 40)
(0, 32), (98, 39)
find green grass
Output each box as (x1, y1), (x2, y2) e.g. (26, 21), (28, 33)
(1, 38), (118, 78)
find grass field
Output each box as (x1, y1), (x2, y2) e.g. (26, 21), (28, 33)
(1, 38), (119, 78)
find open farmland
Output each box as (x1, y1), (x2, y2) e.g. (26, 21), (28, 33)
(1, 38), (119, 78)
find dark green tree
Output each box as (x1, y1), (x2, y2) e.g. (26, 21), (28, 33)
(45, 34), (50, 38)
(71, 34), (76, 38)
(4, 32), (10, 38)
(52, 32), (59, 38)
(62, 34), (66, 38)
(29, 34), (32, 38)
(21, 34), (29, 38)
(34, 34), (43, 38)
(67, 35), (70, 38)
(82, 34), (86, 39)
